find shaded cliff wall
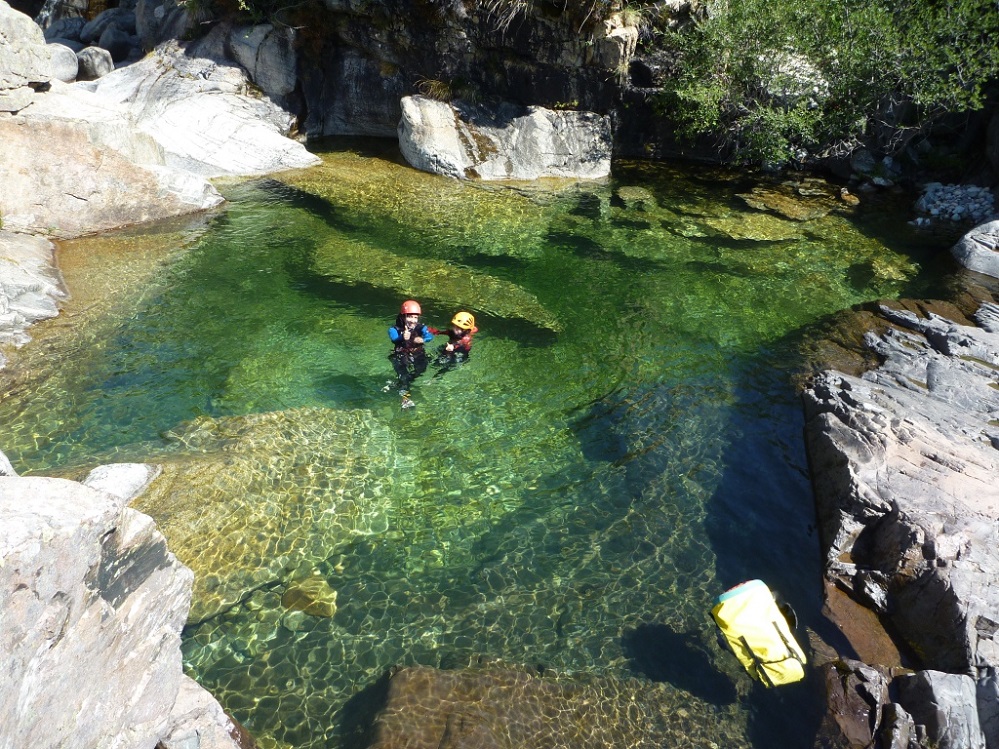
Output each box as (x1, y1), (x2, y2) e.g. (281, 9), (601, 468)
(293, 0), (625, 138)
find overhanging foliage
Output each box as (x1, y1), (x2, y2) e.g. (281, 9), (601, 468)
(657, 0), (999, 165)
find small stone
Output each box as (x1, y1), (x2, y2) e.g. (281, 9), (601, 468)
(281, 577), (338, 618)
(840, 188), (860, 207)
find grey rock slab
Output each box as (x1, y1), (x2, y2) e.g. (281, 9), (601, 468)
(804, 300), (999, 741)
(399, 95), (612, 181)
(0, 449), (16, 477)
(160, 675), (250, 749)
(227, 22), (297, 98)
(77, 44), (114, 80)
(47, 40), (79, 81)
(952, 220), (999, 278)
(84, 463), (163, 503)
(87, 40), (319, 177)
(43, 15), (85, 41)
(0, 231), (66, 360)
(0, 115), (223, 237)
(0, 0), (54, 111)
(896, 671), (985, 749)
(0, 475), (194, 749)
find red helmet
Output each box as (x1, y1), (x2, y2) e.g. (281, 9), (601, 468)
(400, 299), (422, 315)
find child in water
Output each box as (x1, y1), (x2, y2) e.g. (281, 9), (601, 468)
(386, 299), (434, 407)
(429, 311), (478, 371)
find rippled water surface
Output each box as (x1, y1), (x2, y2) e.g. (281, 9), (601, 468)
(0, 141), (950, 748)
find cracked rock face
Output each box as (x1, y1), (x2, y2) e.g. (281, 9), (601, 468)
(398, 95), (612, 181)
(0, 475), (194, 749)
(0, 0), (54, 112)
(0, 231), (66, 368)
(803, 300), (999, 748)
(805, 303), (999, 673)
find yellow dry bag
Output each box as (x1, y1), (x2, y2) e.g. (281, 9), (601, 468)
(711, 579), (806, 687)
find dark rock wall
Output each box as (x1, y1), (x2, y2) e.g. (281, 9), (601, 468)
(293, 0), (622, 139)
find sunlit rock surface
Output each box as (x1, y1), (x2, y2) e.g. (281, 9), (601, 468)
(0, 0), (54, 111)
(0, 475), (193, 748)
(952, 220), (999, 277)
(0, 115), (223, 238)
(133, 407), (400, 623)
(803, 300), (999, 748)
(0, 231), (66, 368)
(398, 95), (612, 181)
(0, 6), (226, 237)
(73, 39), (319, 178)
(0, 8), (317, 238)
(160, 675), (258, 749)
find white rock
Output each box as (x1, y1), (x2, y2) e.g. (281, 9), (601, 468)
(0, 476), (194, 749)
(399, 95), (611, 181)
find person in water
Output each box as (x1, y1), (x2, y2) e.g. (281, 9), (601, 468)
(429, 311), (478, 370)
(387, 299), (434, 406)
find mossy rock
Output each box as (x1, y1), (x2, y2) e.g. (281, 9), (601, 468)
(312, 231), (563, 332)
(737, 185), (835, 222)
(702, 212), (804, 242)
(614, 185), (657, 211)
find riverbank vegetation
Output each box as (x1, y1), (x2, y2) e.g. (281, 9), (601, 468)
(655, 0), (999, 165)
(176, 0), (998, 169)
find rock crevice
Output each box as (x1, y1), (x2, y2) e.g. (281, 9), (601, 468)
(804, 286), (999, 745)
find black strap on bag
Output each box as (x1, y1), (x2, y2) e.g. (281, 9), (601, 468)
(738, 620), (804, 688)
(739, 635), (776, 688)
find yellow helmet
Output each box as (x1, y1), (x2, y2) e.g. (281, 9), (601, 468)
(451, 311), (475, 330)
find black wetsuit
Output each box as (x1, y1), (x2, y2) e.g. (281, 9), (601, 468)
(388, 315), (433, 390)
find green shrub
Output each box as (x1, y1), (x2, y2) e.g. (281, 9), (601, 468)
(657, 0), (999, 165)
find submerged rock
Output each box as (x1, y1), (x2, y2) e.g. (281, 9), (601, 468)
(702, 212), (804, 242)
(312, 231), (563, 332)
(363, 663), (745, 749)
(614, 185), (657, 210)
(133, 407), (399, 623)
(281, 575), (338, 618)
(276, 147), (557, 261)
(737, 183), (837, 222)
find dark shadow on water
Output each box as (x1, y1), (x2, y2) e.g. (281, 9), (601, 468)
(701, 344), (828, 748)
(314, 372), (377, 407)
(622, 623), (738, 705)
(545, 231), (664, 274)
(744, 672), (827, 749)
(231, 179), (560, 349)
(846, 262), (877, 293)
(337, 669), (392, 749)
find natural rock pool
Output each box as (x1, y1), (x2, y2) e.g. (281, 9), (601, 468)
(0, 141), (955, 748)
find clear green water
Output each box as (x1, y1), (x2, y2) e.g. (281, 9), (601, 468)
(0, 141), (951, 748)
